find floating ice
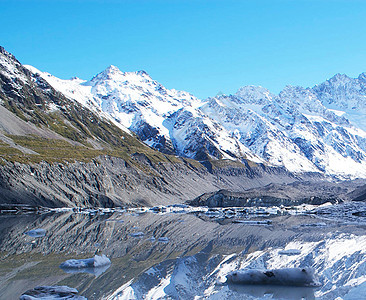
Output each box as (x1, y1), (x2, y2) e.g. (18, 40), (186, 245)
(60, 254), (111, 273)
(129, 232), (144, 238)
(158, 237), (169, 243)
(300, 222), (327, 227)
(20, 285), (86, 299)
(24, 228), (46, 238)
(232, 220), (272, 225)
(61, 263), (111, 277)
(227, 283), (316, 299)
(226, 267), (320, 287)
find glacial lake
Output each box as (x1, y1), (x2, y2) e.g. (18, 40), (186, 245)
(1, 203), (366, 299)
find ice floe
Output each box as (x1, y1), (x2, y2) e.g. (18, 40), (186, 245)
(20, 285), (86, 299)
(129, 232), (144, 238)
(24, 229), (46, 238)
(158, 237), (169, 243)
(59, 254), (111, 276)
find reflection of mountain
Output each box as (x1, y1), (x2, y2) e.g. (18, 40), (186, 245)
(2, 208), (364, 299)
(227, 284), (316, 300)
(60, 264), (111, 277)
(112, 222), (366, 300)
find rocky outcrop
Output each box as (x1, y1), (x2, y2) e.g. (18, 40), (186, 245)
(0, 154), (307, 208)
(348, 184), (366, 201)
(189, 180), (366, 207)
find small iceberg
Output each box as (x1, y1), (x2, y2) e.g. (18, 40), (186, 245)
(60, 254), (111, 277)
(300, 222), (327, 227)
(24, 228), (46, 238)
(20, 285), (86, 299)
(129, 232), (144, 238)
(226, 267), (320, 287)
(158, 237), (169, 243)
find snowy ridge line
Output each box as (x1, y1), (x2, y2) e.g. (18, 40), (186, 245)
(21, 61), (366, 178)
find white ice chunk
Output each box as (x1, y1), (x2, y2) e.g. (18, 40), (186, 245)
(20, 285), (86, 299)
(60, 254), (111, 269)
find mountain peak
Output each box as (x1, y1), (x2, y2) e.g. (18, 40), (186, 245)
(90, 65), (122, 82)
(104, 64), (121, 74)
(136, 70), (149, 76)
(0, 45), (22, 68)
(329, 73), (351, 83)
(0, 46), (16, 61)
(358, 72), (366, 82)
(234, 85), (273, 105)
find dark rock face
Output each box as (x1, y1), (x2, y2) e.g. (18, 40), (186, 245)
(0, 154), (312, 208)
(0, 156), (189, 208)
(349, 184), (366, 201)
(132, 121), (175, 155)
(189, 180), (366, 208)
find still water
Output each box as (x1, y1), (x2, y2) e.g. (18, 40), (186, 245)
(1, 204), (366, 299)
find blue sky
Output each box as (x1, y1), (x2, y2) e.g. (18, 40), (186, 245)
(1, 0), (366, 98)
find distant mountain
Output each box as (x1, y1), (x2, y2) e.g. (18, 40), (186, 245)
(24, 64), (203, 155)
(204, 83), (366, 178)
(1, 46), (302, 207)
(25, 61), (366, 178)
(313, 72), (366, 130)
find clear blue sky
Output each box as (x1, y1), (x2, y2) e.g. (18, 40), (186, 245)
(1, 0), (366, 98)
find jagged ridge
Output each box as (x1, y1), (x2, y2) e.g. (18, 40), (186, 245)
(22, 55), (366, 178)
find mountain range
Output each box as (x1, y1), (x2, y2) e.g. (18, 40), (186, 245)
(1, 45), (366, 207)
(1, 45), (303, 207)
(24, 56), (366, 179)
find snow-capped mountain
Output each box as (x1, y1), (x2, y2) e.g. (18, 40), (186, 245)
(24, 64), (203, 154)
(313, 72), (366, 131)
(205, 84), (366, 177)
(23, 64), (366, 178)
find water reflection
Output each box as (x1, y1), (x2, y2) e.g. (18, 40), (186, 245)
(0, 206), (366, 299)
(227, 283), (316, 300)
(60, 264), (111, 277)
